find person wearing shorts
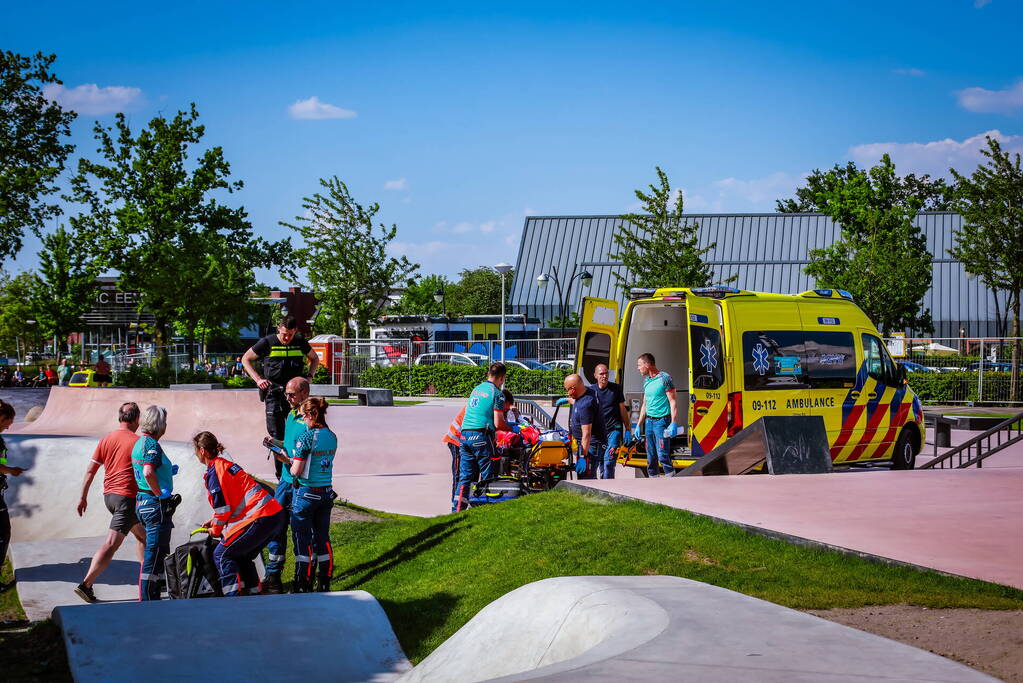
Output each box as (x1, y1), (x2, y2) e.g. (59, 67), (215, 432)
(94, 354), (112, 387)
(74, 402), (145, 603)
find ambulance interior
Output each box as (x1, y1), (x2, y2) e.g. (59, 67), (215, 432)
(621, 302), (690, 438)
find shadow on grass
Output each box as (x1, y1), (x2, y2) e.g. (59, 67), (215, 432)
(338, 518), (467, 589)
(378, 592), (461, 663)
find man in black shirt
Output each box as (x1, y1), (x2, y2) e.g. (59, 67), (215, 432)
(564, 374), (606, 480)
(591, 363), (631, 479)
(242, 316), (320, 478)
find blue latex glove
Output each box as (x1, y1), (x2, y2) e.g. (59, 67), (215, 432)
(575, 457), (588, 475)
(665, 423), (678, 438)
(159, 487), (172, 500)
(170, 464), (179, 475)
(511, 424), (521, 434)
(622, 429), (633, 447)
(631, 425), (642, 442)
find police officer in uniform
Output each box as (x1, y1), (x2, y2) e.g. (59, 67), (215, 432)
(242, 316), (320, 478)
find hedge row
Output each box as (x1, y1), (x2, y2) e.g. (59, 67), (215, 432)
(115, 366), (257, 389)
(906, 371), (1022, 404)
(359, 365), (570, 397)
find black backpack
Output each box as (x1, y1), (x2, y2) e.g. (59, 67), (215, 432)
(164, 533), (223, 599)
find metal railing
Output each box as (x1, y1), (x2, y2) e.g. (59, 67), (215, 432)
(888, 336), (1023, 405)
(919, 410), (1023, 468)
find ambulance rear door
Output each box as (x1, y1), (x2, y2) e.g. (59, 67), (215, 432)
(576, 297), (620, 384)
(686, 294), (728, 457)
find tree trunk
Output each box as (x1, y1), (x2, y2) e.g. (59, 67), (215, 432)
(1012, 289), (1020, 403)
(153, 319), (170, 372)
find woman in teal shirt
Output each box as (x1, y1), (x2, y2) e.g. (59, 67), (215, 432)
(290, 397), (337, 593)
(131, 405), (177, 600)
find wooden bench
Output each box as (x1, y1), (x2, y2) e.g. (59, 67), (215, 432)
(310, 384), (350, 399)
(349, 387), (394, 406)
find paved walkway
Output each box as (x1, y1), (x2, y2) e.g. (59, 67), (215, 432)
(572, 467), (1023, 589)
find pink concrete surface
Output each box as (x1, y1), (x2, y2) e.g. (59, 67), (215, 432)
(575, 468), (1023, 589)
(920, 428), (1023, 469)
(11, 387), (459, 516)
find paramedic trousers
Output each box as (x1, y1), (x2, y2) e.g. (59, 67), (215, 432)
(263, 386), (288, 479)
(264, 479), (294, 576)
(215, 510), (285, 596)
(454, 430), (496, 512)
(136, 492), (174, 601)
(645, 416), (674, 477)
(0, 485), (10, 572)
(600, 429), (622, 479)
(292, 486), (334, 585)
(448, 443), (460, 504)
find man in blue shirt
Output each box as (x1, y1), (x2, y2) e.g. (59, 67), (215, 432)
(454, 363), (509, 511)
(592, 364), (631, 479)
(564, 374), (607, 480)
(633, 353), (679, 477)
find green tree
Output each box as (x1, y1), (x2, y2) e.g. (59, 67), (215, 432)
(610, 167), (727, 293)
(389, 274), (450, 315)
(790, 154), (933, 333)
(1, 51), (76, 263)
(29, 225), (99, 356)
(445, 267), (513, 316)
(777, 162), (955, 213)
(282, 176), (418, 338)
(67, 105), (287, 368)
(0, 271), (45, 357)
(950, 136), (1023, 398)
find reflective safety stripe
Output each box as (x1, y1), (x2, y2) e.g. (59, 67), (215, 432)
(316, 554), (331, 561)
(139, 573), (157, 581)
(214, 505), (230, 514)
(295, 555), (311, 562)
(223, 582), (240, 594)
(268, 347), (306, 358)
(267, 553), (284, 562)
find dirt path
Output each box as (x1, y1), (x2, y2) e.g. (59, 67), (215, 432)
(806, 605), (1023, 682)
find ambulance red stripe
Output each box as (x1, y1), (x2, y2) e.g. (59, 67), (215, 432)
(699, 408), (729, 454)
(866, 403), (911, 461)
(847, 403), (891, 461)
(829, 404), (865, 461)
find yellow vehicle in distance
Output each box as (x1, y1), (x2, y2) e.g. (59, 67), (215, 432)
(576, 287), (925, 476)
(68, 368), (100, 387)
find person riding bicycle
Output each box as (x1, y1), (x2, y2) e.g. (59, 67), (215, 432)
(241, 316), (320, 478)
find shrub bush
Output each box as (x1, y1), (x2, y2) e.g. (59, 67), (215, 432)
(358, 365), (570, 397)
(115, 365), (256, 389)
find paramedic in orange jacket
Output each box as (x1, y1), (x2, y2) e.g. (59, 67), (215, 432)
(194, 432), (284, 596)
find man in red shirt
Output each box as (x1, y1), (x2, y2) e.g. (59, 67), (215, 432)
(74, 402), (145, 603)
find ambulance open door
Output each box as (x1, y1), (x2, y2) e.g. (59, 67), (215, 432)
(685, 295), (729, 457)
(575, 297), (620, 384)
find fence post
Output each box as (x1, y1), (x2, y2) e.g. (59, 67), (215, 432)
(978, 339), (984, 404)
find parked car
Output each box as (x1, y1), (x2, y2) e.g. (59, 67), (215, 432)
(414, 352), (489, 367)
(504, 359), (549, 370)
(901, 361), (939, 374)
(965, 361), (1015, 372)
(543, 359), (575, 371)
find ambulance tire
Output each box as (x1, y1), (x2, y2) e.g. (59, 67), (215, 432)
(891, 429), (916, 470)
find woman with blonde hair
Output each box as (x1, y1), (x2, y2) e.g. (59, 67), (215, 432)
(289, 397), (337, 593)
(130, 405), (176, 600)
(194, 431), (283, 596)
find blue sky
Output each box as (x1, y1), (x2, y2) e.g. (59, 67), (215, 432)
(4, 1), (1022, 287)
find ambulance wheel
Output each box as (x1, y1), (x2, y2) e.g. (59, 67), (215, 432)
(891, 429), (916, 470)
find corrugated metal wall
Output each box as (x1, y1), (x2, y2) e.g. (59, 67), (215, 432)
(509, 212), (1001, 337)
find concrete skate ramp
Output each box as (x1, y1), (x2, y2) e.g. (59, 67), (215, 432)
(401, 576), (994, 682)
(53, 591), (411, 683)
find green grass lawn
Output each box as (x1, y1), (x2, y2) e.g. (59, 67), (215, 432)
(315, 490), (1023, 663)
(1, 558), (25, 622)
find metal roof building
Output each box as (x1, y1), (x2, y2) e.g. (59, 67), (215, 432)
(509, 212), (1000, 338)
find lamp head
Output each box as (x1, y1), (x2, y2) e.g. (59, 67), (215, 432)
(579, 271), (593, 287)
(433, 289), (444, 304)
(536, 273), (550, 289)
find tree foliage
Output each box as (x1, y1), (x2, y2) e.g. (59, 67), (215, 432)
(776, 162), (955, 213)
(283, 176), (418, 338)
(29, 225), (99, 354)
(610, 167), (726, 292)
(950, 136), (1023, 398)
(787, 154), (934, 333)
(67, 105), (286, 367)
(388, 274), (450, 315)
(0, 271), (45, 354)
(0, 50), (76, 263)
(445, 267), (513, 316)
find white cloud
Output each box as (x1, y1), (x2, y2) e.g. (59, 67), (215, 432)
(288, 96), (356, 120)
(451, 222), (475, 234)
(848, 129), (1023, 178)
(480, 221), (497, 233)
(974, 0), (991, 8)
(893, 68), (925, 77)
(42, 83), (143, 115)
(955, 80), (1023, 115)
(384, 178), (407, 190)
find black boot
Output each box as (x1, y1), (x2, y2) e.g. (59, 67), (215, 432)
(291, 576), (312, 593)
(316, 575), (331, 593)
(263, 574), (283, 595)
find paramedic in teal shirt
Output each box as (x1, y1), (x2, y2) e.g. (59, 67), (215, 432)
(131, 405), (176, 600)
(290, 397), (338, 593)
(454, 363), (510, 511)
(263, 376), (309, 594)
(633, 353), (679, 477)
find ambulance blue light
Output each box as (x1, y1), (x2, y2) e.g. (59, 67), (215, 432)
(837, 289), (854, 300)
(813, 289), (833, 297)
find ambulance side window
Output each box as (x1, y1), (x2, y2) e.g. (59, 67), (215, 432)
(742, 330), (809, 391)
(862, 334), (899, 386)
(803, 331), (856, 389)
(580, 332), (612, 384)
(690, 326), (724, 389)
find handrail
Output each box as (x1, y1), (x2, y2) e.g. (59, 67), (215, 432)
(516, 399), (565, 432)
(919, 410), (1023, 469)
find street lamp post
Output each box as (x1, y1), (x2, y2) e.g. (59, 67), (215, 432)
(535, 264), (593, 337)
(494, 263), (513, 362)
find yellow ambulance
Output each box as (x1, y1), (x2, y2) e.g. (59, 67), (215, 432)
(576, 286), (925, 474)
